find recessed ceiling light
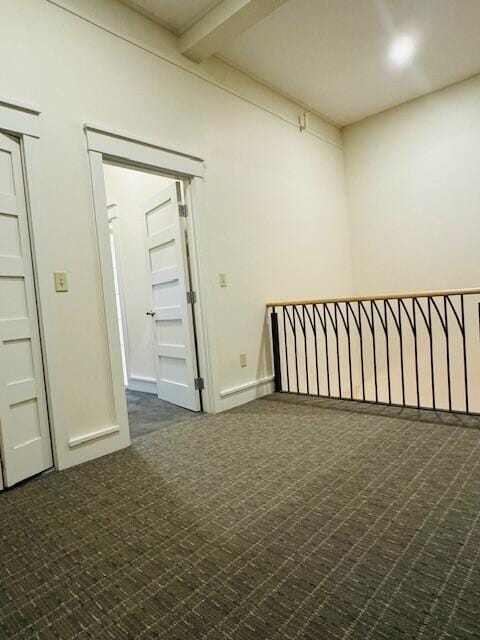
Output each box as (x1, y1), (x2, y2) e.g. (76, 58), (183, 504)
(388, 35), (417, 68)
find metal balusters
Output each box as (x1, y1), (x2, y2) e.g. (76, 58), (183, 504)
(269, 289), (479, 416)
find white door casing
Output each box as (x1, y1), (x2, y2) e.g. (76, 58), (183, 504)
(108, 205), (130, 387)
(144, 182), (201, 411)
(0, 132), (52, 487)
(86, 127), (215, 415)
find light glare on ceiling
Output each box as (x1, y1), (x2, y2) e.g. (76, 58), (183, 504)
(388, 35), (417, 68)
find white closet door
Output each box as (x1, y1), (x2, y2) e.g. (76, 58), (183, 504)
(143, 182), (201, 411)
(0, 132), (52, 487)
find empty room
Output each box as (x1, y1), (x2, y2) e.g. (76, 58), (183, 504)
(0, 1), (479, 639)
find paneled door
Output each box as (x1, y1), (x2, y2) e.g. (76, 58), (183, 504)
(143, 182), (201, 411)
(0, 131), (52, 487)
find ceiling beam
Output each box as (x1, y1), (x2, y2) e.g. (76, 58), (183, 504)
(179, 0), (289, 63)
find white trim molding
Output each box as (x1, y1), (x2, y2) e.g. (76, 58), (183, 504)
(68, 425), (120, 448)
(128, 376), (157, 395)
(0, 98), (41, 138)
(219, 375), (275, 411)
(88, 150), (131, 443)
(220, 375), (274, 397)
(84, 125), (205, 178)
(0, 97), (40, 114)
(85, 126), (215, 417)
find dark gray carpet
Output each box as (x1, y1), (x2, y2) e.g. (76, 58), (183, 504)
(1, 395), (480, 640)
(126, 389), (199, 438)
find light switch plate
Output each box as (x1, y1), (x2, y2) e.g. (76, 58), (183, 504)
(219, 273), (227, 288)
(54, 271), (68, 293)
(240, 353), (247, 368)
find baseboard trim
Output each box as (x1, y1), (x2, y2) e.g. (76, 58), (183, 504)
(220, 375), (275, 398)
(68, 425), (120, 448)
(128, 375), (157, 395)
(218, 375), (275, 411)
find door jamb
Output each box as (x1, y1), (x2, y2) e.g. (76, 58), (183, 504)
(107, 204), (131, 385)
(84, 126), (216, 418)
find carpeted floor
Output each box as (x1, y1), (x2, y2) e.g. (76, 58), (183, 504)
(126, 390), (200, 439)
(1, 394), (480, 640)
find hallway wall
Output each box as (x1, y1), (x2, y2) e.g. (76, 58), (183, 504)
(0, 0), (352, 469)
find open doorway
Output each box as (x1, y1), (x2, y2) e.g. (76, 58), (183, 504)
(102, 162), (202, 438)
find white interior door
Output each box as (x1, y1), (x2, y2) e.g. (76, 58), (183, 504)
(143, 182), (201, 411)
(0, 132), (52, 487)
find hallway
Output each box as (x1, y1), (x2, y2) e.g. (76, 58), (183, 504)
(126, 390), (200, 439)
(1, 395), (479, 639)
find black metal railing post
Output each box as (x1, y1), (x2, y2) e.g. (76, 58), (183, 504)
(270, 307), (282, 392)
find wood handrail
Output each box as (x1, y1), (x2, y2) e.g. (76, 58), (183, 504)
(266, 287), (480, 308)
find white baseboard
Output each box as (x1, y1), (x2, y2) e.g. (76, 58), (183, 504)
(68, 425), (120, 448)
(218, 375), (274, 411)
(128, 374), (275, 410)
(127, 375), (157, 395)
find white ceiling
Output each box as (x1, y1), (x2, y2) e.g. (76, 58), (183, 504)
(121, 0), (480, 126)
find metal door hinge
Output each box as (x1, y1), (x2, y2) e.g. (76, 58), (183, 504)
(186, 290), (197, 304)
(179, 204), (188, 217)
(194, 377), (205, 391)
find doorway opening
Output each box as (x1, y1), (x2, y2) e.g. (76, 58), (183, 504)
(102, 161), (203, 439)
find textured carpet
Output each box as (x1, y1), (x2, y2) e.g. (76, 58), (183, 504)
(1, 395), (480, 640)
(126, 390), (200, 439)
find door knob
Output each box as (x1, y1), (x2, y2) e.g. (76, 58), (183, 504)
(146, 310), (156, 317)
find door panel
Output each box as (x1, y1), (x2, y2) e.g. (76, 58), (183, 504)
(0, 132), (52, 487)
(143, 182), (200, 411)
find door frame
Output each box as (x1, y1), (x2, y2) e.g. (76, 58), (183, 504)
(0, 98), (57, 475)
(85, 126), (216, 424)
(107, 204), (131, 386)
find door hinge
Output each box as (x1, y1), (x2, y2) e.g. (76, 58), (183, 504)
(194, 377), (205, 391)
(179, 204), (188, 217)
(186, 290), (197, 304)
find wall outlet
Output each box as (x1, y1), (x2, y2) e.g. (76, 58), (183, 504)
(54, 271), (68, 293)
(240, 353), (247, 368)
(219, 273), (227, 287)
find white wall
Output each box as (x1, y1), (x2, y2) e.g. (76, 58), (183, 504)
(342, 76), (480, 414)
(0, 0), (352, 469)
(343, 75), (480, 295)
(103, 164), (174, 392)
